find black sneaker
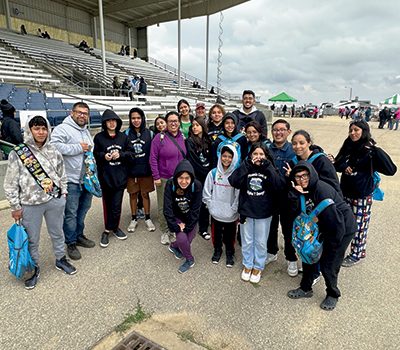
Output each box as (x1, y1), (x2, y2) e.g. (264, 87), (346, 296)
(100, 232), (110, 248)
(76, 235), (96, 248)
(67, 244), (81, 260)
(55, 256), (77, 275)
(226, 256), (235, 268)
(113, 228), (127, 240)
(24, 266), (40, 290)
(211, 250), (222, 264)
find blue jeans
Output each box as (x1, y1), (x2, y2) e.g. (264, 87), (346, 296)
(64, 182), (93, 245)
(240, 217), (272, 270)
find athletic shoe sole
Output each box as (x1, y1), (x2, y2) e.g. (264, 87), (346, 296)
(24, 272), (40, 290)
(113, 232), (127, 240)
(99, 242), (109, 248)
(55, 266), (77, 275)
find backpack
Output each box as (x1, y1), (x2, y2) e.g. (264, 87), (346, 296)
(7, 223), (36, 279)
(216, 134), (242, 168)
(292, 195), (334, 264)
(83, 151), (102, 197)
(372, 171), (384, 201)
(291, 152), (325, 165)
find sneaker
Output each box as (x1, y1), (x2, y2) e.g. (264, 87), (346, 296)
(168, 231), (176, 243)
(113, 228), (127, 240)
(178, 259), (195, 274)
(137, 208), (145, 220)
(76, 235), (96, 248)
(250, 269), (262, 284)
(287, 287), (313, 299)
(24, 266), (40, 290)
(100, 232), (109, 248)
(127, 219), (138, 233)
(287, 261), (298, 277)
(312, 273), (322, 286)
(161, 232), (170, 245)
(265, 253), (278, 266)
(168, 246), (183, 260)
(67, 244), (81, 260)
(145, 219), (156, 232)
(342, 255), (360, 267)
(55, 256), (77, 275)
(241, 267), (252, 282)
(199, 231), (211, 240)
(211, 250), (222, 264)
(226, 256), (235, 268)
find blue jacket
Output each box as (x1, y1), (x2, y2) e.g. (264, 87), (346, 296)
(268, 141), (295, 176)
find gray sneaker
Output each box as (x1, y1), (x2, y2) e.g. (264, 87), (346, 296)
(145, 219), (156, 232)
(127, 219), (138, 233)
(161, 232), (170, 245)
(168, 231), (176, 243)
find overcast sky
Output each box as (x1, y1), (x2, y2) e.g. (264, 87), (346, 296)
(147, 0), (400, 105)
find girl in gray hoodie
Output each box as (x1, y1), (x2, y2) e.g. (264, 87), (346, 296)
(202, 144), (240, 267)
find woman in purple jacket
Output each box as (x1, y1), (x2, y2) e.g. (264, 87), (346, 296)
(150, 111), (187, 245)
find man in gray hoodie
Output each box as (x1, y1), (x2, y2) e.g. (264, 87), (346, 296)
(51, 102), (95, 260)
(4, 115), (77, 289)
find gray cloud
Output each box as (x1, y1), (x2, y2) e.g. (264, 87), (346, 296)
(148, 0), (400, 104)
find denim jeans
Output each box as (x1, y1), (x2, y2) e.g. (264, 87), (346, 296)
(240, 217), (272, 270)
(64, 182), (93, 245)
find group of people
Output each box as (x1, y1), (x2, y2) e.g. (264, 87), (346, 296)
(378, 106), (400, 130)
(115, 76), (147, 98)
(4, 90), (397, 312)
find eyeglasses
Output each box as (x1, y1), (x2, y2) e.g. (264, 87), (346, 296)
(73, 110), (89, 117)
(294, 174), (309, 181)
(168, 120), (179, 124)
(272, 128), (288, 133)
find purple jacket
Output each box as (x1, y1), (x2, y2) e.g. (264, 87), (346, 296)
(150, 131), (187, 180)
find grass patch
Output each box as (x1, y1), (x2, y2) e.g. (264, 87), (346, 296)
(115, 301), (151, 333)
(177, 330), (215, 350)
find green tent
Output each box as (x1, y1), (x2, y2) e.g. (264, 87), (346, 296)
(268, 91), (297, 102)
(382, 94), (400, 105)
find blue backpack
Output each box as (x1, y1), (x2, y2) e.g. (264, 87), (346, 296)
(291, 152), (325, 165)
(372, 171), (384, 201)
(7, 223), (36, 279)
(216, 134), (242, 168)
(292, 195), (334, 264)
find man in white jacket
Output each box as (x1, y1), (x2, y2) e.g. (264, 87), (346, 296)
(51, 102), (95, 260)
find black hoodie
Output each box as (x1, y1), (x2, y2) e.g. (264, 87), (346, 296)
(288, 162), (357, 246)
(228, 153), (284, 219)
(93, 109), (132, 189)
(163, 160), (203, 234)
(211, 113), (248, 168)
(126, 107), (153, 177)
(0, 100), (22, 145)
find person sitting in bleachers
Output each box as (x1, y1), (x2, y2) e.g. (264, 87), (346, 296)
(20, 24), (27, 35)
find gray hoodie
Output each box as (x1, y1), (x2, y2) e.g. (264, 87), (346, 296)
(202, 144), (240, 223)
(50, 115), (93, 184)
(4, 116), (67, 211)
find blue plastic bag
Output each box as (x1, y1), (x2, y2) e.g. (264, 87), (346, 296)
(7, 223), (36, 279)
(83, 151), (102, 197)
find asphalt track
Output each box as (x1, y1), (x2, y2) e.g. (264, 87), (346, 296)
(0, 117), (399, 350)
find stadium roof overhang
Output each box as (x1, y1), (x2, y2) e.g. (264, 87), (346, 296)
(56, 0), (249, 28)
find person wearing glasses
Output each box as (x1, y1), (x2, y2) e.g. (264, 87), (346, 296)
(264, 119), (298, 277)
(51, 102), (96, 261)
(287, 162), (357, 311)
(150, 112), (187, 245)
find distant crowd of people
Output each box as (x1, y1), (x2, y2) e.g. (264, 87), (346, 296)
(112, 76), (147, 98)
(19, 24), (51, 39)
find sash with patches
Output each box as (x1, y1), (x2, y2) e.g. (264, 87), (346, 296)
(14, 143), (61, 198)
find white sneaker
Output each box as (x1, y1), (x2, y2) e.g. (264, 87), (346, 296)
(168, 231), (176, 243)
(241, 268), (252, 282)
(249, 269), (262, 284)
(127, 219), (138, 233)
(145, 219), (156, 232)
(287, 261), (298, 277)
(160, 232), (170, 245)
(265, 253), (278, 266)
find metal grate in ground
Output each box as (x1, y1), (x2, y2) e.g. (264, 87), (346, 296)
(112, 331), (165, 350)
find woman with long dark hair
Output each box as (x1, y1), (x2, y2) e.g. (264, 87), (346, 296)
(333, 120), (396, 267)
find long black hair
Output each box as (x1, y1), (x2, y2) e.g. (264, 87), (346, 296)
(188, 117), (211, 152)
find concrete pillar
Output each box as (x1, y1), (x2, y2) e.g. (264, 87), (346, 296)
(137, 27), (148, 61)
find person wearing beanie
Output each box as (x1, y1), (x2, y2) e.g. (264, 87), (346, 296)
(210, 112), (248, 168)
(0, 99), (22, 158)
(93, 109), (133, 248)
(333, 120), (397, 267)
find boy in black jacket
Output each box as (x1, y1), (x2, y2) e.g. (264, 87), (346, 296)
(164, 160), (202, 274)
(125, 107), (156, 233)
(287, 161), (357, 311)
(94, 109), (133, 248)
